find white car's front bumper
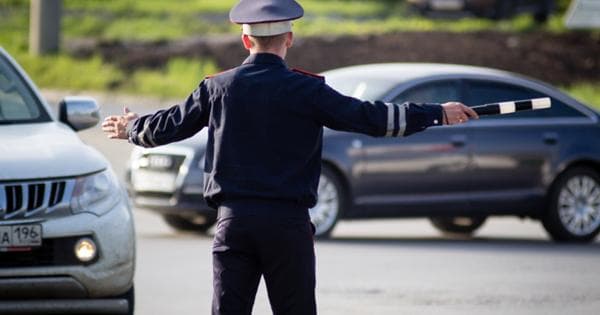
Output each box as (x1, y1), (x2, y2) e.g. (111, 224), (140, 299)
(0, 196), (135, 298)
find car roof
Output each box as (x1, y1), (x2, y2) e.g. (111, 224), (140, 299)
(321, 63), (517, 83)
(322, 62), (599, 118)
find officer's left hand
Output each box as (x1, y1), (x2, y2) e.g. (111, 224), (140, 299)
(101, 107), (139, 140)
(441, 102), (479, 125)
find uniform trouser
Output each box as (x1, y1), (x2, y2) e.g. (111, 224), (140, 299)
(212, 200), (316, 315)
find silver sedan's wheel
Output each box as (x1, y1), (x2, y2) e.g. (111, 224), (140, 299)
(543, 167), (600, 242)
(309, 166), (343, 238)
(557, 175), (600, 236)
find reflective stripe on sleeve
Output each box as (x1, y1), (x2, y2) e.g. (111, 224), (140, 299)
(385, 103), (395, 137)
(397, 104), (407, 137)
(385, 103), (407, 137)
(138, 119), (157, 147)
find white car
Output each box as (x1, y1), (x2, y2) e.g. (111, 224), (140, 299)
(0, 47), (135, 314)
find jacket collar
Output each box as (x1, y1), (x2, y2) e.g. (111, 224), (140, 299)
(242, 53), (287, 67)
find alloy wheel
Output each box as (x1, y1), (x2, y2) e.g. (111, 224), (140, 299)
(557, 175), (600, 236)
(309, 173), (340, 236)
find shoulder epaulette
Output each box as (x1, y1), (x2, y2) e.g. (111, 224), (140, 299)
(205, 68), (235, 79)
(292, 68), (324, 81)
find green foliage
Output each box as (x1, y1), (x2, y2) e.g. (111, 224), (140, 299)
(0, 7), (28, 49)
(14, 53), (125, 91)
(125, 58), (219, 98)
(62, 0), (399, 18)
(0, 0), (593, 98)
(0, 0), (573, 42)
(62, 14), (108, 38)
(102, 18), (190, 41)
(0, 0), (28, 8)
(294, 13), (569, 36)
(303, 0), (401, 17)
(63, 0), (235, 15)
(7, 50), (219, 98)
(101, 17), (235, 41)
(563, 83), (600, 109)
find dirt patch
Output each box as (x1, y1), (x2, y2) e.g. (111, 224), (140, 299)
(68, 31), (600, 85)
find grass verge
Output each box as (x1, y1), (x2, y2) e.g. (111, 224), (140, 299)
(1, 0), (597, 102)
(2, 0), (580, 42)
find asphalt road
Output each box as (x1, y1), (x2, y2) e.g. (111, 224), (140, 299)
(47, 91), (600, 315)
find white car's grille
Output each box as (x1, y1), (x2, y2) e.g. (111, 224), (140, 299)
(0, 180), (75, 220)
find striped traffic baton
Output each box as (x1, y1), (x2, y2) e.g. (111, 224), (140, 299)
(471, 97), (551, 116)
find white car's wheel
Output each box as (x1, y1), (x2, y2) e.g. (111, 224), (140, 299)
(543, 167), (600, 242)
(309, 166), (344, 238)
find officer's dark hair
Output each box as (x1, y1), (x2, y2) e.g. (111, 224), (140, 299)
(249, 33), (288, 50)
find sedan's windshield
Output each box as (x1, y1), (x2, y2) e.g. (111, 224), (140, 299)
(325, 76), (397, 102)
(0, 53), (50, 124)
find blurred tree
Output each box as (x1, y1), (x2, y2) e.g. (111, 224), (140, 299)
(29, 0), (61, 55)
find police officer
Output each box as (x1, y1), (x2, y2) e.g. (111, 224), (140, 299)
(102, 0), (478, 314)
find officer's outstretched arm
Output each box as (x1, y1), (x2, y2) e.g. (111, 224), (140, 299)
(313, 83), (476, 137)
(126, 82), (211, 147)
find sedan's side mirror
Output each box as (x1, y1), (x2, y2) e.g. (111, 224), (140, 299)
(58, 96), (100, 132)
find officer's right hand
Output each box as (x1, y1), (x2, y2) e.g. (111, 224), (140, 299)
(101, 107), (139, 140)
(441, 102), (478, 125)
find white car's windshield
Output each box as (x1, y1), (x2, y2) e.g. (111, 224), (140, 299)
(0, 54), (50, 124)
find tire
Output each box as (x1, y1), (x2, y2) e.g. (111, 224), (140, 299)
(430, 216), (487, 237)
(309, 166), (345, 239)
(542, 167), (600, 243)
(162, 213), (217, 234)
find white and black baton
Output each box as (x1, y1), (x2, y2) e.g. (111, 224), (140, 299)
(471, 97), (551, 116)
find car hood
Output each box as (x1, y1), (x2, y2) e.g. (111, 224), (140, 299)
(0, 122), (107, 181)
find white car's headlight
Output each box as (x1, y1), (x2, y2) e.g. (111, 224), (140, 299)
(71, 169), (121, 216)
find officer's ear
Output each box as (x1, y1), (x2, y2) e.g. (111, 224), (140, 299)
(285, 32), (294, 49)
(242, 34), (254, 50)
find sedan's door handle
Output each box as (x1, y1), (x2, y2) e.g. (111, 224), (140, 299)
(543, 132), (558, 145)
(450, 135), (467, 148)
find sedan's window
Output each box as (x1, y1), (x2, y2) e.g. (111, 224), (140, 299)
(0, 55), (50, 124)
(325, 77), (397, 101)
(466, 80), (585, 119)
(392, 81), (461, 104)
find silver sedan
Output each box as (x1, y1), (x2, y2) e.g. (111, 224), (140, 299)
(127, 63), (600, 243)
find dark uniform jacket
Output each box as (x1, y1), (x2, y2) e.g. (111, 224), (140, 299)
(128, 53), (444, 209)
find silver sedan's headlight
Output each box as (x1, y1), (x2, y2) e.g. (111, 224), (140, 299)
(71, 169), (121, 216)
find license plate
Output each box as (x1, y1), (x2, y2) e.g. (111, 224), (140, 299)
(132, 170), (177, 193)
(0, 224), (43, 249)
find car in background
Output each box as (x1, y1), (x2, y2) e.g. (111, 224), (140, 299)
(127, 62), (600, 243)
(126, 131), (217, 234)
(407, 0), (555, 22)
(0, 47), (135, 314)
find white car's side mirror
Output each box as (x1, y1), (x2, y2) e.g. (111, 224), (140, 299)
(58, 96), (100, 131)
